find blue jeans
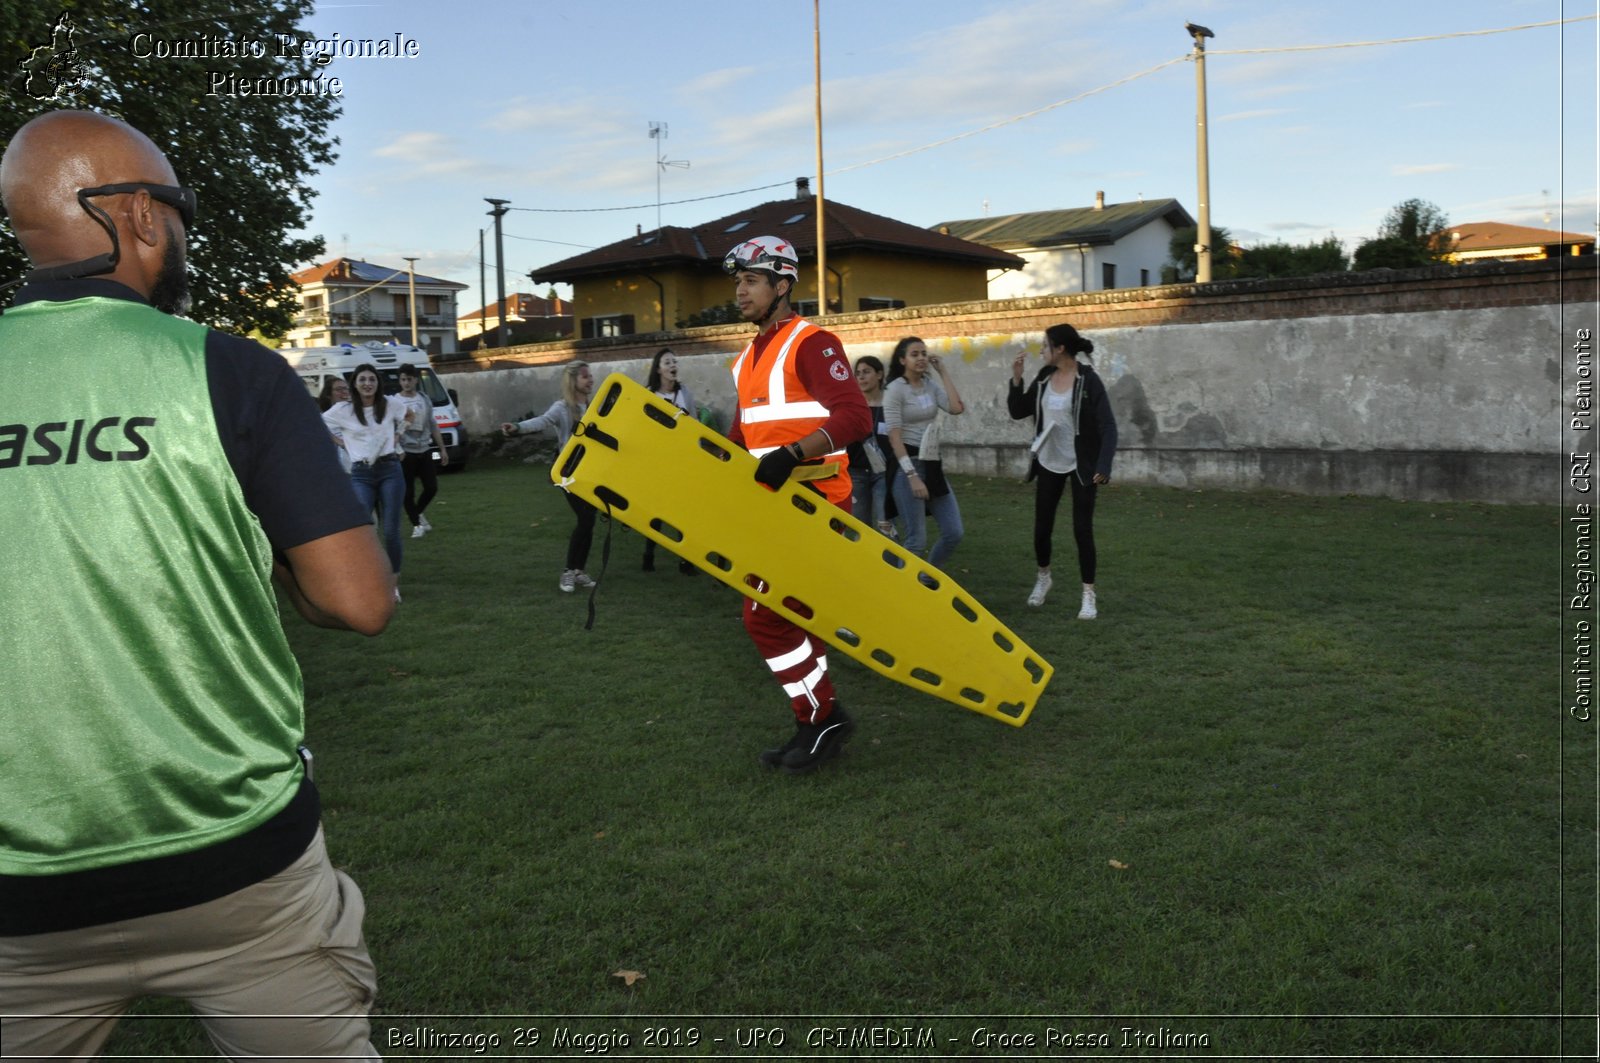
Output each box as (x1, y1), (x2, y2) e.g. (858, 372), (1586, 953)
(350, 457), (405, 574)
(891, 458), (964, 567)
(850, 465), (887, 527)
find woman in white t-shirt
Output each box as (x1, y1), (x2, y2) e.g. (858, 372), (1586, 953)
(883, 336), (966, 567)
(1007, 323), (1119, 618)
(322, 363), (409, 599)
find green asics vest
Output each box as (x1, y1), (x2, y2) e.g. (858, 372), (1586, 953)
(0, 295), (306, 876)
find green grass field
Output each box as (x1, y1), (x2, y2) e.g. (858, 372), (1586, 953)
(101, 460), (1591, 1058)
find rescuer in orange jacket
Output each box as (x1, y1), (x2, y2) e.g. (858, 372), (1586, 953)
(724, 235), (872, 773)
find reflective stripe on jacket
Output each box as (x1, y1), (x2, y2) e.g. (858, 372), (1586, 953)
(732, 316), (850, 504)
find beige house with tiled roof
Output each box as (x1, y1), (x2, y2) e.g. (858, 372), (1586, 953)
(530, 179), (1025, 338)
(285, 257), (469, 355)
(458, 292), (574, 348)
(1440, 221), (1595, 264)
(935, 192), (1195, 298)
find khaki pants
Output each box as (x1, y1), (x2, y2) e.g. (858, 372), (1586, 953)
(0, 829), (378, 1061)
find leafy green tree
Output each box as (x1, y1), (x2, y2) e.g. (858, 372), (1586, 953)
(0, 2), (339, 336)
(1168, 224), (1236, 280)
(1352, 198), (1450, 271)
(1235, 236), (1348, 279)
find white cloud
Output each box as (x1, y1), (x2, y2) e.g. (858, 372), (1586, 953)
(678, 66), (757, 98)
(372, 132), (482, 177)
(375, 131), (453, 162)
(1218, 107), (1293, 122)
(702, 0), (1139, 163)
(486, 97), (634, 139)
(1392, 163), (1460, 176)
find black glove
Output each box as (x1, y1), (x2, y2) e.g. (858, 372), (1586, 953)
(754, 443), (802, 489)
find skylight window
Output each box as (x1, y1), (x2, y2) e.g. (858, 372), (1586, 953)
(783, 213), (807, 225)
(724, 221), (751, 233)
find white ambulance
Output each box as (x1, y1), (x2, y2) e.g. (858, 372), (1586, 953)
(279, 341), (469, 468)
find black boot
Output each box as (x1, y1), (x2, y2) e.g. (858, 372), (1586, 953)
(778, 704), (854, 774)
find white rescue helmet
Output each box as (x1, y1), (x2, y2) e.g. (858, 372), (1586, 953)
(722, 235), (799, 281)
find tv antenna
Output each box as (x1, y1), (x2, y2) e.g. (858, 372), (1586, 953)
(649, 121), (689, 232)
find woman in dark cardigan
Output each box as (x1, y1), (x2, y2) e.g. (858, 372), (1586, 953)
(1007, 322), (1118, 618)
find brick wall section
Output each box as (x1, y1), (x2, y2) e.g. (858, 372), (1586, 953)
(441, 255), (1597, 373)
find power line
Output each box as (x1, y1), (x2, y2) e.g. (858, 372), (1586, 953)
(510, 180), (792, 215)
(502, 232), (595, 249)
(1210, 14), (1595, 55)
(500, 14), (1595, 216)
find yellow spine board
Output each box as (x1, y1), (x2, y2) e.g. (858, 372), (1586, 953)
(553, 374), (1053, 726)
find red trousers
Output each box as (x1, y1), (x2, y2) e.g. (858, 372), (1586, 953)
(743, 596), (838, 723)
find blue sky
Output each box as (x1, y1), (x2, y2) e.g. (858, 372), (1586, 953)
(296, 0), (1597, 308)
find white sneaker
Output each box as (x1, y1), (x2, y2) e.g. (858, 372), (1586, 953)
(419, 514), (433, 532)
(571, 570), (596, 589)
(1078, 587), (1097, 620)
(558, 569), (577, 593)
(1027, 570), (1052, 607)
(411, 525), (426, 539)
(392, 586), (402, 604)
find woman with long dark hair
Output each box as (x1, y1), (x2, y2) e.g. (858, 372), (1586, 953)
(1007, 323), (1118, 618)
(317, 375), (353, 473)
(847, 354), (896, 539)
(642, 349), (696, 574)
(884, 336), (966, 566)
(322, 362), (409, 599)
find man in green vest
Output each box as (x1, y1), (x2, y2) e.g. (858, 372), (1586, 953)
(0, 110), (396, 1058)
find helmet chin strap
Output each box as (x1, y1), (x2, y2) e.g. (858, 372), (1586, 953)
(756, 276), (791, 329)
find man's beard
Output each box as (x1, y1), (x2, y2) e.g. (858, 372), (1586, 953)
(149, 223), (192, 317)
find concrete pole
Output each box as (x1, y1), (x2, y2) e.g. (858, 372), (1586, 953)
(403, 256), (419, 346)
(485, 199), (510, 347)
(813, 0), (827, 312)
(1188, 23), (1215, 284)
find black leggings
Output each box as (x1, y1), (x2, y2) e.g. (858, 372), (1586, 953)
(1034, 469), (1097, 583)
(401, 451), (438, 525)
(564, 490), (597, 571)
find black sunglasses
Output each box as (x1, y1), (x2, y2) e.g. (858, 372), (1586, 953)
(78, 183), (197, 229)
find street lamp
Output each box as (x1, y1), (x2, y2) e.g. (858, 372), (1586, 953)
(1187, 21), (1215, 283)
(402, 256), (419, 347)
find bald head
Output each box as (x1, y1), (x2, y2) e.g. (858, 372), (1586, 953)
(1, 110), (186, 301)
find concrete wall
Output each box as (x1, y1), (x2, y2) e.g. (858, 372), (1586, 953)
(445, 257), (1595, 504)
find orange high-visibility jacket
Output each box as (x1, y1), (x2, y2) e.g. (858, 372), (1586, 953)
(732, 316), (850, 506)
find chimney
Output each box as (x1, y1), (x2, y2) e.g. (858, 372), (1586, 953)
(796, 176), (811, 200)
(1094, 190), (1105, 211)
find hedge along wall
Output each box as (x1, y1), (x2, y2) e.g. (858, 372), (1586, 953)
(443, 256), (1596, 504)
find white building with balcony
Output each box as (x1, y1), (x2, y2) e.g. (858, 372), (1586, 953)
(283, 258), (469, 356)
